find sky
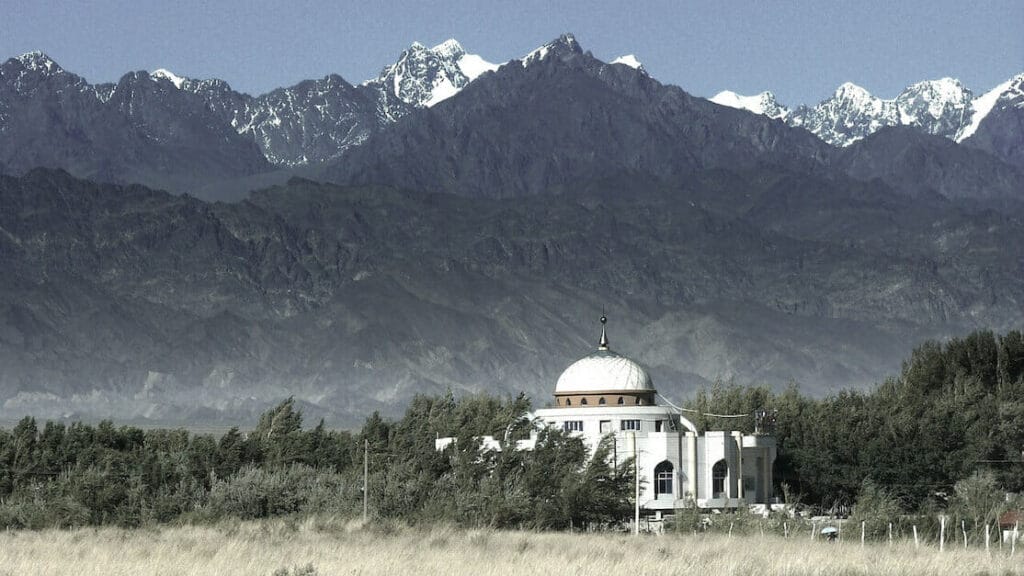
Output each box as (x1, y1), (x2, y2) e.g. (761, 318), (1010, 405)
(1, 0), (1021, 106)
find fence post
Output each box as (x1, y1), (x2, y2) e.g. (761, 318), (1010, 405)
(913, 525), (919, 549)
(784, 522), (788, 538)
(810, 521), (815, 541)
(888, 522), (892, 546)
(985, 524), (990, 553)
(962, 520), (967, 549)
(861, 521), (865, 547)
(940, 515), (945, 552)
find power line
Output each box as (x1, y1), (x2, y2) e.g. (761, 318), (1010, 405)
(656, 393), (752, 418)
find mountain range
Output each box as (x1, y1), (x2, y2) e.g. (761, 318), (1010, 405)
(3, 36), (1021, 196)
(0, 34), (1022, 426)
(712, 74), (1024, 168)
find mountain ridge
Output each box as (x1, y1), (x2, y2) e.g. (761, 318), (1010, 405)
(713, 74), (1023, 166)
(4, 40), (1020, 192)
(3, 167), (1023, 425)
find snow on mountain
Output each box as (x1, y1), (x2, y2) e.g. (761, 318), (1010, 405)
(956, 75), (1017, 142)
(522, 33), (581, 66)
(784, 83), (894, 146)
(238, 75), (375, 166)
(457, 53), (499, 81)
(611, 54), (643, 70)
(718, 77), (991, 147)
(1, 51), (90, 98)
(894, 78), (972, 140)
(15, 51), (63, 75)
(711, 90), (789, 120)
(151, 68), (186, 89)
(364, 39), (498, 113)
(956, 74), (1024, 169)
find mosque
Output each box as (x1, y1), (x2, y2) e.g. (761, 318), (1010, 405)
(438, 316), (777, 512)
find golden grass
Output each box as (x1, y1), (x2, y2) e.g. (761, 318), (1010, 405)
(0, 517), (1020, 576)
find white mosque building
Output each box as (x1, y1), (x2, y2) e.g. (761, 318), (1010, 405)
(438, 315), (777, 512)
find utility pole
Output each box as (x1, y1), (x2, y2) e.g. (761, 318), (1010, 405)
(363, 439), (369, 523)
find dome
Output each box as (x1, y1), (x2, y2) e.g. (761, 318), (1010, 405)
(555, 348), (655, 394)
(554, 315), (655, 395)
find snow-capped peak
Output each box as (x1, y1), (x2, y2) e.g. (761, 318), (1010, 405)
(151, 68), (186, 89)
(14, 51), (63, 74)
(956, 75), (1018, 142)
(833, 82), (875, 102)
(523, 33), (581, 66)
(909, 77), (967, 100)
(713, 74), (1019, 147)
(895, 77), (972, 129)
(711, 90), (790, 120)
(432, 39), (465, 59)
(611, 54), (643, 70)
(366, 39), (498, 110)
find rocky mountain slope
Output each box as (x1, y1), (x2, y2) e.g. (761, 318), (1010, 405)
(0, 52), (271, 193)
(321, 34), (833, 198)
(2, 168), (1022, 426)
(960, 74), (1024, 169)
(321, 36), (1022, 202)
(0, 40), (496, 191)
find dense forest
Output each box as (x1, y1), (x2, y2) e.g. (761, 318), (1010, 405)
(1, 330), (1022, 532)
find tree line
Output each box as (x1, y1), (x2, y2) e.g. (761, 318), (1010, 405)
(691, 330), (1024, 510)
(1, 329), (1022, 532)
(0, 393), (632, 529)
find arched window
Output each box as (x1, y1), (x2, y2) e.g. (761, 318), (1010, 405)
(617, 397), (625, 405)
(598, 397), (606, 405)
(565, 398), (571, 406)
(635, 397), (642, 405)
(712, 460), (728, 498)
(581, 398), (588, 405)
(655, 461), (674, 498)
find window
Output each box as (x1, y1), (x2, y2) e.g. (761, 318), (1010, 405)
(621, 419), (641, 431)
(565, 398), (571, 406)
(712, 460), (728, 498)
(562, 420), (583, 432)
(635, 397), (642, 405)
(617, 397), (625, 405)
(599, 420), (611, 433)
(581, 398), (588, 405)
(655, 420), (664, 432)
(655, 461), (674, 497)
(598, 397), (606, 405)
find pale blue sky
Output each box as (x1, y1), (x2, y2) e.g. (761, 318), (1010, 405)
(1, 0), (1021, 105)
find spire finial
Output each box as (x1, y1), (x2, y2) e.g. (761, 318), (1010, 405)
(598, 314), (609, 350)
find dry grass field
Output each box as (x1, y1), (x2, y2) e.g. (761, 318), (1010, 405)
(0, 517), (1020, 576)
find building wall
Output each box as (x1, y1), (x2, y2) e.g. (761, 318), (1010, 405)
(531, 405), (776, 510)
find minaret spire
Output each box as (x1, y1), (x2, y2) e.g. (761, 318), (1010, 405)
(598, 314), (609, 350)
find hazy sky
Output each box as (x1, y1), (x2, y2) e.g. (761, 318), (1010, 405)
(2, 0), (1021, 105)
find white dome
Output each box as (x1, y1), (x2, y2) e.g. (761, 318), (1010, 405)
(555, 348), (654, 394)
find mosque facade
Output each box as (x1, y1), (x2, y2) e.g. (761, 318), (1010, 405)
(531, 316), (776, 511)
(437, 316), (777, 512)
